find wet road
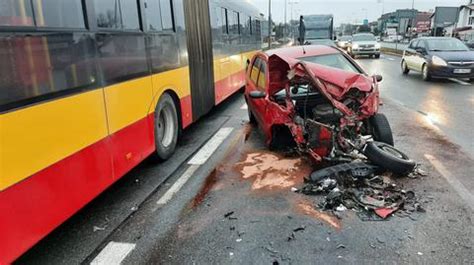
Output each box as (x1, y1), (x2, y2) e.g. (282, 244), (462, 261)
(355, 54), (474, 158)
(17, 80), (474, 264)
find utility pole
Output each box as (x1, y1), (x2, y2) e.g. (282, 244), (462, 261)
(284, 0), (287, 37)
(412, 0), (415, 9)
(268, 0), (272, 49)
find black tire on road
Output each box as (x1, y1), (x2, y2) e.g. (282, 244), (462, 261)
(375, 54), (380, 59)
(363, 141), (416, 175)
(153, 93), (179, 161)
(401, 60), (409, 74)
(422, 64), (431, 81)
(245, 98), (257, 124)
(369, 113), (394, 146)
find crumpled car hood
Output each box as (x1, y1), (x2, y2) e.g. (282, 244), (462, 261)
(268, 54), (373, 98)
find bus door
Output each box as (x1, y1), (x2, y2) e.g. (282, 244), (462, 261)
(183, 0), (215, 120)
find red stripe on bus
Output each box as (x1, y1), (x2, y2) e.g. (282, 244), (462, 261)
(180, 95), (193, 128)
(215, 70), (246, 105)
(0, 102), (179, 262)
(0, 137), (114, 264)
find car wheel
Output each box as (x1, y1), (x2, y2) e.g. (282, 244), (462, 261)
(246, 100), (257, 124)
(422, 64), (431, 81)
(363, 141), (416, 175)
(152, 93), (179, 161)
(401, 60), (409, 74)
(375, 54), (380, 59)
(369, 113), (394, 146)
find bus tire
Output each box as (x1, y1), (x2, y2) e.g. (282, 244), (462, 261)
(153, 93), (179, 161)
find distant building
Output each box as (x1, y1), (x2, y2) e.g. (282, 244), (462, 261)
(377, 9), (418, 36)
(430, 6), (460, 36)
(454, 0), (474, 41)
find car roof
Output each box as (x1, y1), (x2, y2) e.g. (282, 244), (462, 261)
(265, 45), (340, 59)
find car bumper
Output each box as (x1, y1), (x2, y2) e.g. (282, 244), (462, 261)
(351, 49), (380, 55)
(429, 64), (474, 79)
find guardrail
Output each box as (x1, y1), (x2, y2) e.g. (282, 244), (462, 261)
(380, 41), (408, 55)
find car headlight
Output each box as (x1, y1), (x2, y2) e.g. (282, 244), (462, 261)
(375, 43), (381, 49)
(432, 55), (447, 66)
(352, 43), (359, 49)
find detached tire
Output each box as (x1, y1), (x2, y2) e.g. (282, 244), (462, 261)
(369, 113), (394, 146)
(364, 141), (416, 175)
(153, 93), (179, 161)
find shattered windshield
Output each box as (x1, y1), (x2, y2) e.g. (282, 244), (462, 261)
(299, 54), (360, 73)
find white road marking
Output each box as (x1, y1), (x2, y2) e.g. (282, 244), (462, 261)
(240, 103), (248, 110)
(448, 78), (471, 86)
(156, 164), (199, 205)
(386, 57), (395, 61)
(156, 127), (234, 205)
(90, 242), (136, 265)
(424, 154), (474, 210)
(188, 127), (234, 165)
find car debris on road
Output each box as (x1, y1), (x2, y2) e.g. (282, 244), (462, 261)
(300, 160), (425, 220)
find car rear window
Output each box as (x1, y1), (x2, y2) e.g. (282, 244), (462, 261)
(299, 54), (360, 73)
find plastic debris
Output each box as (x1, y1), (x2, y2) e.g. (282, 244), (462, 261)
(301, 161), (424, 221)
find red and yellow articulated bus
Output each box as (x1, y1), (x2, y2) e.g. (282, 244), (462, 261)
(0, 0), (262, 263)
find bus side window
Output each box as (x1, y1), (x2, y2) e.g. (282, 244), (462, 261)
(32, 0), (85, 28)
(250, 58), (260, 84)
(159, 0), (174, 31)
(144, 0), (163, 31)
(94, 0), (139, 30)
(0, 0), (35, 26)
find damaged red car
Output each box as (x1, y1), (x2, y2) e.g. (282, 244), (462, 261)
(245, 45), (397, 165)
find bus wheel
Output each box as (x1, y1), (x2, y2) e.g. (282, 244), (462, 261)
(153, 93), (179, 161)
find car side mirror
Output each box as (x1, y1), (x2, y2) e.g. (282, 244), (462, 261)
(374, 74), (383, 82)
(249, 90), (266, 99)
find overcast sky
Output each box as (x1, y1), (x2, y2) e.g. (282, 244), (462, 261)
(249, 0), (468, 26)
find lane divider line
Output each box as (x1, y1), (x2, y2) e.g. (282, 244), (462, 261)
(240, 103), (248, 110)
(188, 127), (234, 165)
(448, 78), (471, 86)
(157, 127), (234, 205)
(90, 242), (136, 265)
(156, 164), (200, 205)
(424, 154), (474, 210)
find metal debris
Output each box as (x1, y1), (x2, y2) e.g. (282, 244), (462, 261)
(301, 161), (425, 221)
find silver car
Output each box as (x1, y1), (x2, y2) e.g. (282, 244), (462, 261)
(348, 33), (381, 59)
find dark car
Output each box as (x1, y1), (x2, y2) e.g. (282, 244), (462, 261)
(401, 37), (474, 81)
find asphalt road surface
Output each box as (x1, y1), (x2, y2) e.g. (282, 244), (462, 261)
(17, 55), (473, 265)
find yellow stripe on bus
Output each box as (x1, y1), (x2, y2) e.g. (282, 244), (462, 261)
(0, 89), (109, 191)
